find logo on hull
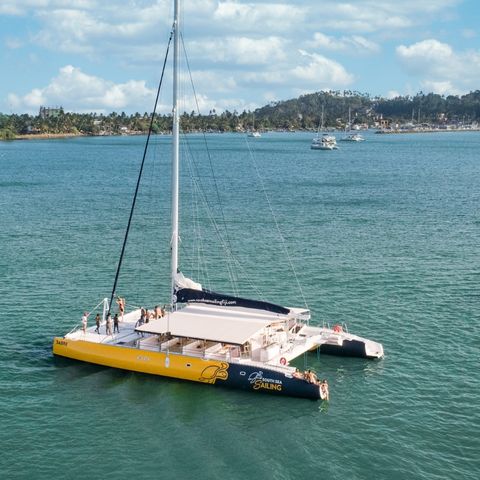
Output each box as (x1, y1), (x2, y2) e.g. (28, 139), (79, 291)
(248, 371), (283, 392)
(199, 362), (229, 384)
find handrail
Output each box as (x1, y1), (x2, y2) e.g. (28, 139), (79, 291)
(67, 298), (109, 336)
(66, 324), (80, 336)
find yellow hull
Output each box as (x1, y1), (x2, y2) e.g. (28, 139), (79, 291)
(52, 337), (230, 385)
(53, 337), (323, 399)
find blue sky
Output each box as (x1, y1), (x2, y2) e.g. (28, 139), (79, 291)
(1, 0), (479, 115)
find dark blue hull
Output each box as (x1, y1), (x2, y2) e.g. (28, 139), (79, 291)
(319, 339), (369, 358)
(223, 363), (322, 400)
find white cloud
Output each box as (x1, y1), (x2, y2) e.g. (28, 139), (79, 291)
(8, 65), (156, 113)
(291, 50), (354, 87)
(396, 39), (480, 94)
(385, 90), (401, 99)
(188, 36), (287, 65)
(34, 6), (164, 55)
(221, 48), (353, 101)
(213, 2), (305, 32)
(0, 0), (96, 15)
(308, 32), (379, 54)
(185, 71), (237, 94)
(420, 80), (462, 96)
(396, 39), (453, 74)
(322, 2), (414, 33)
(313, 0), (459, 34)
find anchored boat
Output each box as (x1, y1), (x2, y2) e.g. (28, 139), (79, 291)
(53, 0), (383, 400)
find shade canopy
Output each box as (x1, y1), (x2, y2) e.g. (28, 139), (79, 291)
(135, 304), (284, 345)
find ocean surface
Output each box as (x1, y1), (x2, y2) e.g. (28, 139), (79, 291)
(1, 131), (479, 479)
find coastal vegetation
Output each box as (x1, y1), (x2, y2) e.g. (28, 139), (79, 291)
(1, 90), (480, 139)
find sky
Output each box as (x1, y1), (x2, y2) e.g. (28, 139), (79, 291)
(1, 0), (479, 115)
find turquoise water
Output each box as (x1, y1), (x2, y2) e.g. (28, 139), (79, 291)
(1, 131), (479, 479)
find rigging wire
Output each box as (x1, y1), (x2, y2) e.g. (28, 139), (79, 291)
(244, 137), (309, 310)
(107, 28), (174, 315)
(179, 33), (266, 298)
(181, 143), (266, 299)
(180, 33), (239, 294)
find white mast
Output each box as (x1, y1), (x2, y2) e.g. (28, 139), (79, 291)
(171, 0), (180, 307)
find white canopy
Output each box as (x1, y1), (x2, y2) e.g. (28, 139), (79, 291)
(136, 304), (277, 345)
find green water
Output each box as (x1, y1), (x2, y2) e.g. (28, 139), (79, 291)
(0, 131), (479, 479)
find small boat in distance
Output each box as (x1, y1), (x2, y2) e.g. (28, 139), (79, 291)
(340, 107), (365, 142)
(52, 0), (383, 401)
(311, 105), (337, 150)
(340, 132), (365, 142)
(311, 133), (338, 150)
(247, 113), (261, 137)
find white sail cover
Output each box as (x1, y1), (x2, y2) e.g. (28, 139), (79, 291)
(174, 271), (202, 291)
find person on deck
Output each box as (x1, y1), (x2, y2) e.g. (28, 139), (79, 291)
(94, 313), (101, 334)
(81, 312), (88, 334)
(113, 313), (120, 334)
(135, 308), (146, 336)
(305, 369), (318, 384)
(106, 313), (113, 336)
(116, 296), (125, 321)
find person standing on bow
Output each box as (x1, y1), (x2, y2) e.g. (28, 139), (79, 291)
(106, 313), (113, 336)
(81, 312), (89, 335)
(116, 296), (125, 321)
(94, 313), (101, 334)
(113, 313), (120, 334)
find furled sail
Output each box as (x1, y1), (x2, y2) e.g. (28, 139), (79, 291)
(175, 287), (290, 315)
(174, 271), (202, 291)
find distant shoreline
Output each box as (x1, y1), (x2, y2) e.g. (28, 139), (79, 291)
(376, 127), (480, 134)
(14, 133), (84, 140)
(6, 127), (480, 141)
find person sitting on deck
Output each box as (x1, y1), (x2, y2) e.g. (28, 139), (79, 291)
(293, 368), (303, 379)
(305, 369), (318, 384)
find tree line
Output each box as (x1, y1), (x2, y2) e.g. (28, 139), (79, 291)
(2, 90), (480, 139)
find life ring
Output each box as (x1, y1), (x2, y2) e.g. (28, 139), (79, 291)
(280, 357), (287, 366)
(332, 324), (343, 333)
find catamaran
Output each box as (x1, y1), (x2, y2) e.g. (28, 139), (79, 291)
(53, 0), (383, 400)
(311, 105), (337, 150)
